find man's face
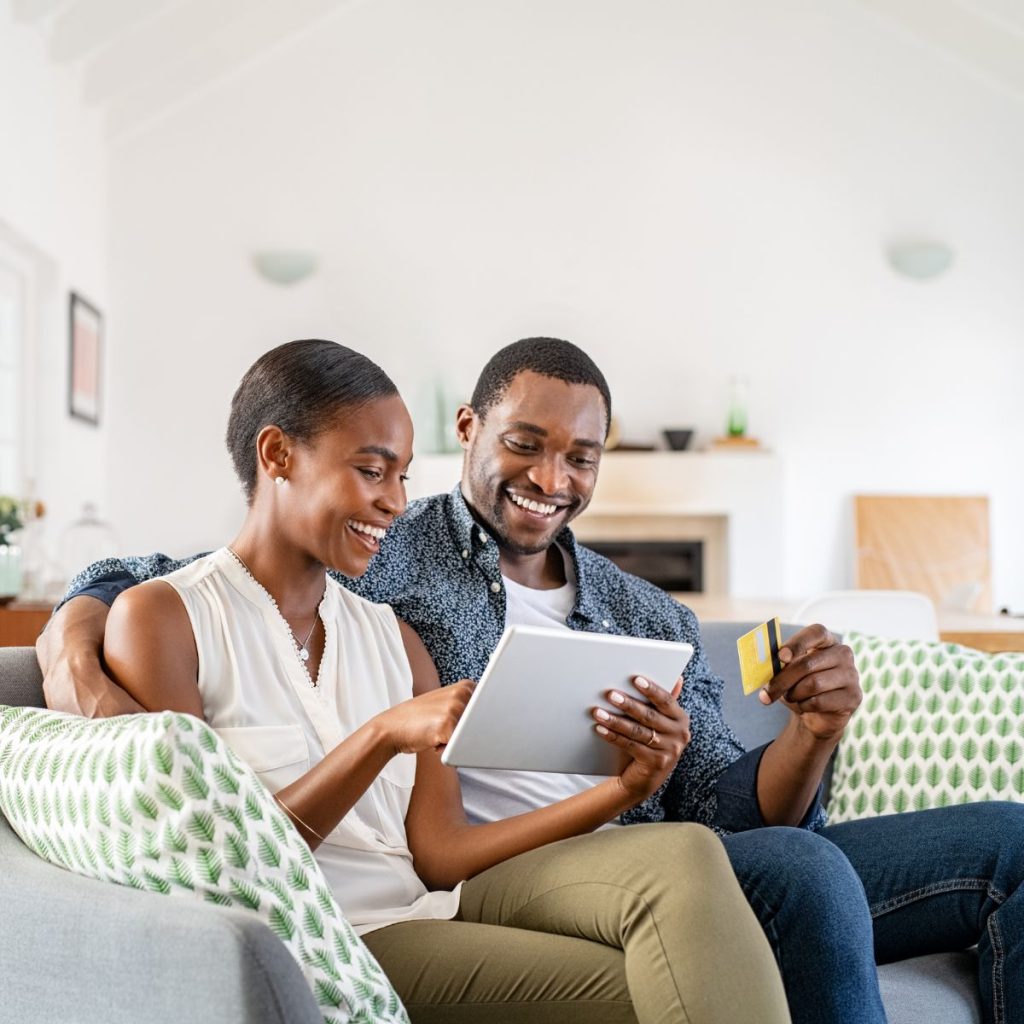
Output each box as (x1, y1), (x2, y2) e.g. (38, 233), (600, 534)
(457, 370), (607, 556)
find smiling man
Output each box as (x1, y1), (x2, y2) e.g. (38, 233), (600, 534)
(39, 337), (1024, 1024)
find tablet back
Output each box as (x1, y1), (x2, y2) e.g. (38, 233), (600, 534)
(440, 626), (693, 775)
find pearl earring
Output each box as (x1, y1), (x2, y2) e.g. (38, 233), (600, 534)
(275, 476), (286, 486)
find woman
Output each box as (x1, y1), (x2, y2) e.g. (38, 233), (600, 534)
(103, 339), (790, 1024)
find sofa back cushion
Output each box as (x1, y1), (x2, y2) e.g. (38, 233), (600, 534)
(0, 646), (44, 708)
(828, 633), (1024, 823)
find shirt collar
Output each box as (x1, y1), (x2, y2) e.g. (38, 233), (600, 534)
(445, 485), (495, 555)
(444, 485), (603, 625)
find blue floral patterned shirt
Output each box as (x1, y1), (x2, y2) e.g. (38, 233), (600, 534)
(60, 486), (825, 835)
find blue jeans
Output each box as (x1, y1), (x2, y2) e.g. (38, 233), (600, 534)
(722, 802), (1024, 1024)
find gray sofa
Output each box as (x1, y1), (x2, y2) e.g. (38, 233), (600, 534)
(1, 625), (982, 1022)
(0, 645), (321, 1024)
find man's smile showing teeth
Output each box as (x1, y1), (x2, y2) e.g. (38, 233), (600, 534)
(508, 492), (560, 516)
(348, 520), (386, 541)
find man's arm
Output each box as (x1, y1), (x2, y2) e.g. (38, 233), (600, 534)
(38, 595), (144, 717)
(622, 599), (838, 834)
(38, 552), (209, 718)
(753, 624), (861, 825)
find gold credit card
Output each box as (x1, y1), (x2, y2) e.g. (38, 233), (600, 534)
(737, 617), (784, 696)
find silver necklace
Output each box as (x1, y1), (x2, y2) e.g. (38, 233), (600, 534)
(226, 547), (323, 675)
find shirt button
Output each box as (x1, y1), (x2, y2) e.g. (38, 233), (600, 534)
(601, 620), (611, 628)
(490, 581), (501, 594)
(461, 549), (469, 559)
(479, 532), (488, 544)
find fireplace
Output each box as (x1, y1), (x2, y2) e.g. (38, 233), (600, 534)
(584, 540), (703, 592)
(571, 512), (727, 596)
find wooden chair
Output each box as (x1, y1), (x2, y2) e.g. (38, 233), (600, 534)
(853, 495), (991, 613)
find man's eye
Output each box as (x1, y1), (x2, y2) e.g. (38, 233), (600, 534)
(506, 439), (537, 453)
(570, 456), (597, 468)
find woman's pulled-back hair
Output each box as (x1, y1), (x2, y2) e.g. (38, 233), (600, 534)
(226, 339), (398, 503)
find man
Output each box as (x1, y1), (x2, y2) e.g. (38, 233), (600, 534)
(40, 338), (1024, 1024)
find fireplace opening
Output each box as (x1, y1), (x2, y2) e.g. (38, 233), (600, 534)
(585, 540), (703, 593)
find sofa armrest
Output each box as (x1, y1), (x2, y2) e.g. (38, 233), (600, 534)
(0, 814), (320, 1024)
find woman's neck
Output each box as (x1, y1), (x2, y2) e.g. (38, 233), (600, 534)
(229, 515), (326, 620)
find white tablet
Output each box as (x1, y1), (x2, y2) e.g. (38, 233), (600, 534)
(440, 625), (693, 775)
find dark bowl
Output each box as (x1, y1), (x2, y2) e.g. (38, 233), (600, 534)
(662, 428), (694, 451)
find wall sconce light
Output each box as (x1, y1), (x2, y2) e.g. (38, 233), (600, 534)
(886, 240), (954, 281)
(252, 250), (318, 285)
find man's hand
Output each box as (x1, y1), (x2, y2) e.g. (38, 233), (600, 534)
(593, 675), (691, 803)
(37, 596), (143, 718)
(759, 623), (861, 741)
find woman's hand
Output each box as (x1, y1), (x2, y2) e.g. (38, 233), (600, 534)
(377, 679), (476, 755)
(593, 676), (691, 805)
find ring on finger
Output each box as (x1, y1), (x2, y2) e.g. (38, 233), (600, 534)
(647, 729), (659, 748)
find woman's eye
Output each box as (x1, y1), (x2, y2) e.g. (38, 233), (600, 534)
(359, 468), (384, 481)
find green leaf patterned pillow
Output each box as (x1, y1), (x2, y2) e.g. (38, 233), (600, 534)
(0, 705), (407, 1024)
(828, 633), (1024, 824)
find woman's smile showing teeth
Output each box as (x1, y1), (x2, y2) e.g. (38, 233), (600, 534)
(507, 491), (560, 517)
(348, 519), (386, 547)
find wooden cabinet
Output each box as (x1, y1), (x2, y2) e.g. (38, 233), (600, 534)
(0, 602), (51, 647)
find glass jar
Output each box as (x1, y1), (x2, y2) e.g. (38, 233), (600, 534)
(59, 503), (119, 584)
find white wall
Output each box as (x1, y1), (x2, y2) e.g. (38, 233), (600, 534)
(0, 0), (109, 543)
(105, 0), (1024, 608)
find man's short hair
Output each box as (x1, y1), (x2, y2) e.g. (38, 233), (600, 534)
(470, 338), (612, 433)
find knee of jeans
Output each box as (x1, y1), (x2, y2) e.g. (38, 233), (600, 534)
(967, 801), (1024, 878)
(757, 828), (866, 913)
(969, 799), (1024, 838)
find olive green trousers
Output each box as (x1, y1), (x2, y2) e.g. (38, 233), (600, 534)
(363, 823), (790, 1024)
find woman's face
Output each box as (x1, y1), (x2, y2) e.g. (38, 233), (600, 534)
(283, 393), (414, 577)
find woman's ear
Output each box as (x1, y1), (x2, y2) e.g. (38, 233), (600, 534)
(255, 425), (291, 484)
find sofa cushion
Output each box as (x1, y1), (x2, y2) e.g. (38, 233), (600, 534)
(828, 633), (1024, 823)
(0, 705), (407, 1024)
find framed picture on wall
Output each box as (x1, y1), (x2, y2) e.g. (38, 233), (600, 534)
(68, 291), (102, 425)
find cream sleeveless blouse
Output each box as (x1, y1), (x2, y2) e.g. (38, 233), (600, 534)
(160, 547), (462, 935)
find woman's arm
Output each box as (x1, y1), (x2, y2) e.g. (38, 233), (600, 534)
(401, 625), (689, 891)
(103, 582), (204, 716)
(104, 586), (467, 851)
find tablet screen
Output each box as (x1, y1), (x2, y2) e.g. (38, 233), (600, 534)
(440, 625), (693, 775)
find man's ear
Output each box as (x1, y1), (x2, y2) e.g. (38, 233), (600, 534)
(255, 425), (291, 481)
(454, 404), (478, 449)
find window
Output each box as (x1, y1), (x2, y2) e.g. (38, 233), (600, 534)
(0, 233), (35, 497)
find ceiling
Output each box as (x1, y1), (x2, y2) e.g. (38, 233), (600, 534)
(854, 0), (1024, 102)
(12, 0), (1024, 142)
(12, 0), (356, 139)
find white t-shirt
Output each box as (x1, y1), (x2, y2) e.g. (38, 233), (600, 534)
(161, 547), (463, 935)
(456, 547), (622, 828)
